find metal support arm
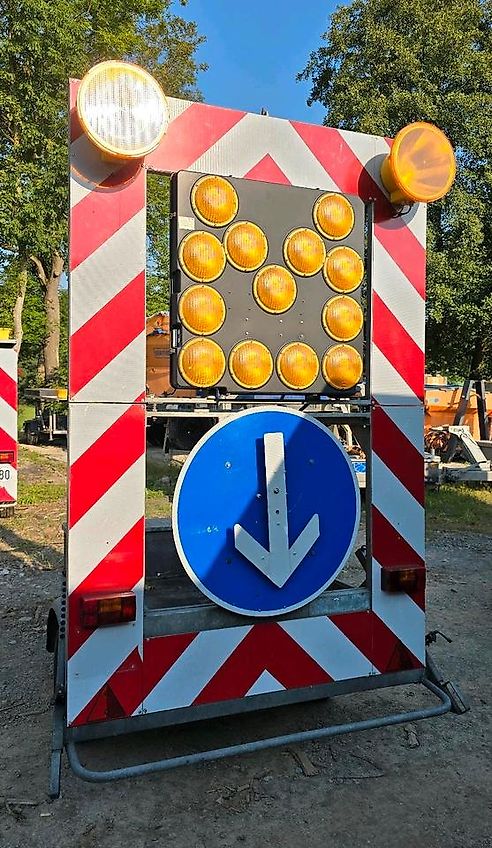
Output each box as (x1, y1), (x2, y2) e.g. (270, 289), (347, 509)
(66, 679), (451, 786)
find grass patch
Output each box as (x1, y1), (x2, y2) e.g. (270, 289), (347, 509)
(17, 404), (36, 433)
(426, 484), (492, 534)
(18, 445), (65, 471)
(18, 481), (66, 505)
(145, 489), (172, 518)
(145, 453), (178, 518)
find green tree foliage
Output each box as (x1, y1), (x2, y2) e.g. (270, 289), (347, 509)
(299, 0), (492, 378)
(0, 0), (205, 382)
(147, 172), (172, 316)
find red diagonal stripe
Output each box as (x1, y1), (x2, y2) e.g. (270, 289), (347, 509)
(68, 404), (145, 528)
(0, 367), (17, 410)
(371, 614), (423, 671)
(372, 293), (424, 399)
(244, 154), (291, 184)
(194, 623), (331, 705)
(331, 611), (422, 673)
(372, 507), (425, 569)
(69, 272), (145, 397)
(69, 168), (145, 271)
(67, 517), (145, 659)
(147, 102), (246, 174)
(375, 217), (425, 299)
(290, 121), (426, 298)
(372, 507), (425, 609)
(0, 427), (16, 463)
(71, 634), (196, 726)
(372, 405), (424, 506)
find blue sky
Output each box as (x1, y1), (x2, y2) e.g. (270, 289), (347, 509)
(179, 1), (338, 124)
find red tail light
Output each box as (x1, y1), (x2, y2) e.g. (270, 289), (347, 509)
(0, 450), (14, 463)
(381, 567), (425, 594)
(80, 592), (136, 629)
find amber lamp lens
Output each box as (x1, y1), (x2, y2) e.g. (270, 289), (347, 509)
(179, 232), (226, 282)
(277, 342), (319, 390)
(224, 221), (268, 271)
(313, 193), (354, 240)
(178, 285), (226, 335)
(381, 121), (456, 204)
(322, 296), (363, 341)
(283, 228), (325, 276)
(178, 338), (226, 387)
(324, 246), (364, 292)
(229, 340), (273, 389)
(322, 344), (363, 389)
(253, 265), (297, 313)
(191, 176), (239, 227)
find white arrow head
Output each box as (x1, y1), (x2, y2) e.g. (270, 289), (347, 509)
(234, 432), (320, 588)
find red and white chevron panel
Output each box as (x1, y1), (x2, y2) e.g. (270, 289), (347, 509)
(67, 89), (426, 727)
(72, 613), (424, 725)
(0, 342), (18, 507)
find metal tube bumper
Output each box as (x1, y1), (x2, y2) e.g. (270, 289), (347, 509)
(66, 678), (451, 785)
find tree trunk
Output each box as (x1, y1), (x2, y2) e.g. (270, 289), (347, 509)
(12, 263), (28, 354)
(30, 252), (64, 385)
(469, 335), (484, 380)
(37, 357), (46, 386)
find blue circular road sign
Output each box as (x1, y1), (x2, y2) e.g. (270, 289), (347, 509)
(172, 407), (360, 616)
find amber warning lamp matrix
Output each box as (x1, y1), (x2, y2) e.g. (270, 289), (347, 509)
(170, 171), (366, 396)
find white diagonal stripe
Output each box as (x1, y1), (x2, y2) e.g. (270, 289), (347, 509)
(142, 626), (251, 713)
(68, 402), (136, 464)
(372, 239), (425, 351)
(0, 466), (17, 502)
(372, 559), (425, 663)
(167, 97), (194, 122)
(246, 670), (285, 697)
(282, 617), (374, 679)
(72, 331), (146, 404)
(0, 396), (17, 437)
(372, 454), (425, 560)
(70, 209), (146, 334)
(70, 135), (116, 208)
(371, 346), (422, 406)
(0, 348), (17, 382)
(67, 611), (142, 724)
(68, 455), (145, 592)
(191, 113), (339, 189)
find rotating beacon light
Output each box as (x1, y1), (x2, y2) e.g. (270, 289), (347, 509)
(76, 60), (169, 160)
(380, 121), (456, 205)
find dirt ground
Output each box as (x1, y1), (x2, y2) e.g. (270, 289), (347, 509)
(0, 446), (491, 848)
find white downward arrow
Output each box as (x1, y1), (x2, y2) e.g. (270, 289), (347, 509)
(234, 432), (320, 588)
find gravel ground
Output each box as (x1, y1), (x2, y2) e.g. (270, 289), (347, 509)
(0, 512), (491, 847)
